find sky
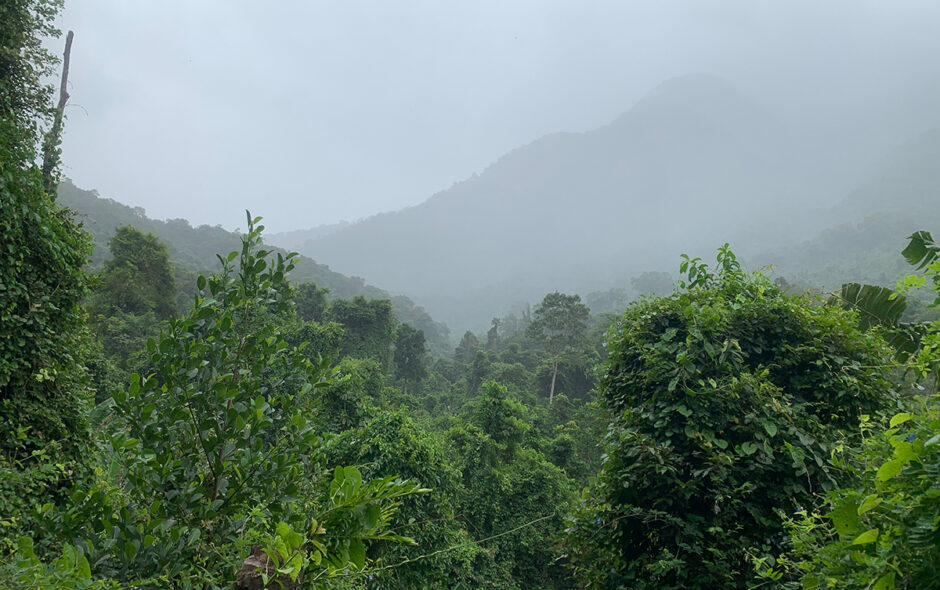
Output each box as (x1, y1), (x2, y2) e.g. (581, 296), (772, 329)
(54, 1), (940, 233)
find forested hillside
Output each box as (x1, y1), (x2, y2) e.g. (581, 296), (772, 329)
(58, 180), (452, 356)
(4, 2), (940, 589)
(757, 127), (940, 292)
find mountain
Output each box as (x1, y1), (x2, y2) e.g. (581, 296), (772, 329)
(58, 181), (452, 355)
(274, 75), (823, 330)
(267, 221), (351, 252)
(756, 127), (940, 290)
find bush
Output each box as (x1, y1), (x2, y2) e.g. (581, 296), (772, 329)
(566, 247), (895, 589)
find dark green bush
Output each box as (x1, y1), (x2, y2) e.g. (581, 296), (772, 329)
(566, 247), (895, 589)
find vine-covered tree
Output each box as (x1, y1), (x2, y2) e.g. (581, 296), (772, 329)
(293, 281), (329, 322)
(566, 247), (895, 589)
(0, 0), (93, 539)
(393, 323), (427, 394)
(328, 295), (395, 369)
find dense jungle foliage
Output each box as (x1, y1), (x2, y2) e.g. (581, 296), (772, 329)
(2, 2), (939, 588)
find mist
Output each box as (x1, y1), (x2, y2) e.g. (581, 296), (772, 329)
(58, 2), (939, 227)
(54, 0), (940, 331)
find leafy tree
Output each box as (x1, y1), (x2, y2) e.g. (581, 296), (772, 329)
(84, 227), (178, 388)
(45, 215), (421, 587)
(630, 270), (675, 297)
(294, 281), (329, 322)
(526, 292), (590, 404)
(486, 318), (501, 351)
(566, 247), (895, 589)
(328, 296), (395, 369)
(449, 385), (573, 589)
(0, 0), (61, 150)
(394, 323), (427, 394)
(454, 330), (482, 364)
(95, 226), (176, 319)
(389, 294), (452, 358)
(584, 288), (631, 315)
(317, 357), (382, 433)
(467, 350), (491, 396)
(470, 381), (529, 461)
(282, 318), (344, 364)
(534, 354), (595, 402)
(324, 411), (483, 589)
(756, 230), (940, 589)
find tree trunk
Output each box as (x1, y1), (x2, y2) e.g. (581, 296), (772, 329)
(41, 30), (73, 194)
(549, 360), (558, 405)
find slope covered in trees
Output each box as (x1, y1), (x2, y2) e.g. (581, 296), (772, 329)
(759, 128), (940, 291)
(57, 180), (452, 356)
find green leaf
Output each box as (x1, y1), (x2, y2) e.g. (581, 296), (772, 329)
(872, 572), (896, 590)
(857, 494), (882, 515)
(762, 421), (778, 437)
(902, 230), (939, 270)
(738, 441), (758, 456)
(829, 499), (860, 537)
(850, 528), (879, 545)
(363, 503), (381, 529)
(348, 539), (365, 569)
(889, 412), (912, 427)
(834, 283), (906, 331)
(276, 521), (291, 540)
(876, 459), (904, 482)
(76, 553), (91, 579)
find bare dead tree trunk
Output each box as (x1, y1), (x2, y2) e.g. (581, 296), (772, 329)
(41, 30), (74, 195)
(549, 360), (558, 405)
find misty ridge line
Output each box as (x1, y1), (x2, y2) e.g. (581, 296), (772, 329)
(249, 72), (939, 332)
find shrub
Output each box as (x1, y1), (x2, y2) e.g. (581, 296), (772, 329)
(566, 247), (895, 589)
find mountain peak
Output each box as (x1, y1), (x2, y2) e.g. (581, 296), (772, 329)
(643, 73), (741, 103)
(625, 73), (758, 123)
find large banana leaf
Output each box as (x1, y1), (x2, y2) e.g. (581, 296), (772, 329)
(902, 231), (939, 271)
(830, 230), (937, 361)
(833, 283), (907, 331)
(832, 283), (924, 360)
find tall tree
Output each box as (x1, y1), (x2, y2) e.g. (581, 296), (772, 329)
(93, 225), (177, 319)
(486, 318), (501, 350)
(526, 292), (590, 404)
(393, 323), (427, 394)
(293, 281), (329, 322)
(454, 330), (481, 364)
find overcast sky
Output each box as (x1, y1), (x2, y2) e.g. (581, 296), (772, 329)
(55, 1), (940, 233)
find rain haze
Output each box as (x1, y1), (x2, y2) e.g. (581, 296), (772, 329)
(57, 0), (940, 233)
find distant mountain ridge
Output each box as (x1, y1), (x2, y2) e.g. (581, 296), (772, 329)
(271, 74), (821, 330)
(267, 221), (351, 252)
